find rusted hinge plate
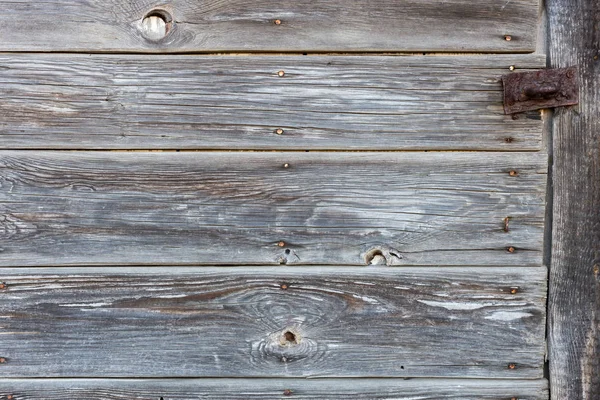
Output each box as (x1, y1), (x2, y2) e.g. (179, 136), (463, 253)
(502, 66), (579, 114)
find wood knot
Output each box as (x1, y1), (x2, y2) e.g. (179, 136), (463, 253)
(141, 9), (173, 41)
(364, 247), (402, 266)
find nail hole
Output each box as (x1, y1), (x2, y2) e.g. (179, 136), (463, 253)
(285, 249), (291, 255)
(400, 365), (404, 369)
(505, 137), (514, 143)
(142, 10), (173, 41)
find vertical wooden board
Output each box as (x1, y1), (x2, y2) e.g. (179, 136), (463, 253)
(0, 54), (545, 150)
(548, 0), (600, 399)
(0, 151), (547, 266)
(0, 267), (547, 378)
(0, 378), (550, 399)
(0, 0), (540, 52)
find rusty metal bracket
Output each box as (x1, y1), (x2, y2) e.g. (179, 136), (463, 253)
(502, 66), (579, 114)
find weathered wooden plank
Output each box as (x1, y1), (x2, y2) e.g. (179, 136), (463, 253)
(0, 266), (547, 378)
(0, 151), (547, 266)
(0, 0), (540, 53)
(0, 54), (545, 150)
(547, 0), (600, 398)
(0, 378), (550, 399)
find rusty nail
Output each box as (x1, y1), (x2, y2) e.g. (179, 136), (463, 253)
(509, 65), (515, 71)
(278, 241), (285, 247)
(507, 246), (516, 253)
(278, 70), (285, 77)
(0, 282), (5, 290)
(280, 283), (289, 290)
(508, 363), (516, 369)
(504, 217), (510, 232)
(274, 19), (282, 25)
(7, 395), (13, 400)
(511, 397), (518, 400)
(283, 389), (293, 396)
(510, 287), (519, 294)
(509, 170), (518, 177)
(504, 35), (512, 41)
(0, 357), (6, 364)
(275, 128), (284, 135)
(283, 163), (290, 168)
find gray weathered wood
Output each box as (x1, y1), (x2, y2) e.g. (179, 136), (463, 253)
(0, 54), (545, 150)
(0, 0), (541, 52)
(0, 378), (549, 399)
(547, 0), (600, 398)
(0, 266), (547, 378)
(0, 151), (547, 266)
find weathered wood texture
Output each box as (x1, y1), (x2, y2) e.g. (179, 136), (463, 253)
(548, 0), (600, 398)
(0, 266), (547, 378)
(0, 54), (545, 150)
(0, 0), (540, 53)
(0, 378), (549, 399)
(0, 151), (547, 267)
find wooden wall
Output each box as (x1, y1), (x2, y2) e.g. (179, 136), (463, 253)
(0, 0), (551, 398)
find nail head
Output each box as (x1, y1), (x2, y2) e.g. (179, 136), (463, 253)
(283, 389), (293, 396)
(504, 35), (512, 41)
(508, 363), (516, 369)
(278, 70), (285, 77)
(274, 19), (282, 25)
(283, 163), (290, 168)
(509, 170), (518, 176)
(507, 246), (516, 253)
(275, 128), (284, 135)
(278, 241), (285, 247)
(509, 65), (515, 71)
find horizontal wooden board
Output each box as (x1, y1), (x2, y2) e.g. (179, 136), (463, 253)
(0, 0), (540, 52)
(0, 378), (550, 399)
(0, 54), (545, 150)
(0, 151), (547, 267)
(0, 266), (547, 378)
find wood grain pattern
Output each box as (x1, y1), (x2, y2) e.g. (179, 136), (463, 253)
(0, 378), (549, 399)
(547, 0), (600, 398)
(0, 54), (545, 150)
(0, 0), (540, 52)
(0, 151), (547, 267)
(0, 266), (547, 378)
